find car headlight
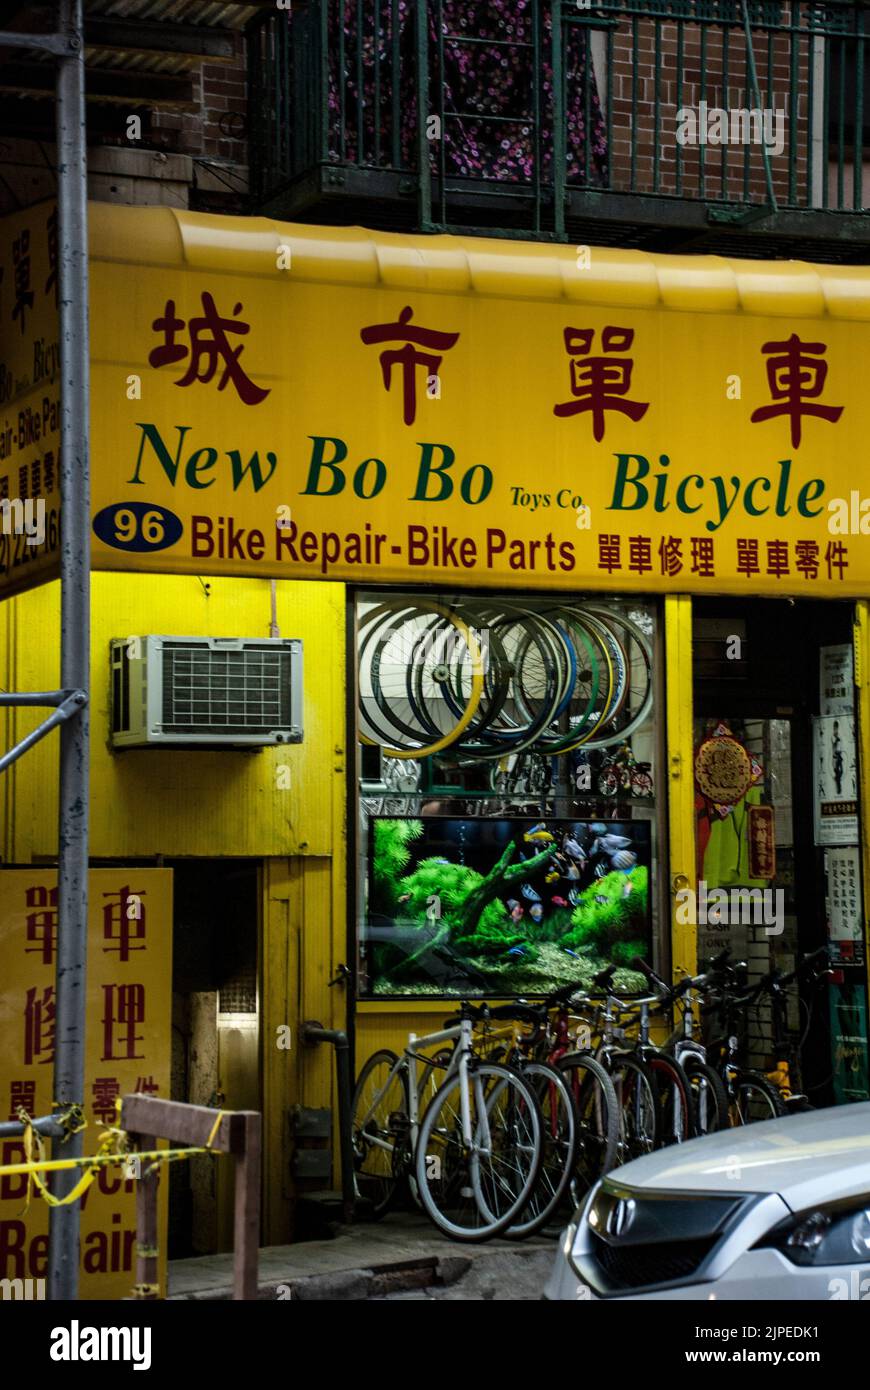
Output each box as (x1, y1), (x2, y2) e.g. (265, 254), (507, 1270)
(761, 1203), (870, 1267)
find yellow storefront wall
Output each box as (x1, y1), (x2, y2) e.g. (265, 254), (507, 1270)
(3, 201), (870, 1246)
(0, 571), (346, 1242)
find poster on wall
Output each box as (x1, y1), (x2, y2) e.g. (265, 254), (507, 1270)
(830, 983), (870, 1104)
(813, 714), (859, 846)
(0, 868), (172, 1299)
(826, 847), (865, 968)
(820, 644), (854, 717)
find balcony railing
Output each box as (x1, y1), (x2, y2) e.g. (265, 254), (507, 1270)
(247, 2), (870, 255)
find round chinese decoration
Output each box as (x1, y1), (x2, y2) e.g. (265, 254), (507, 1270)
(694, 735), (752, 806)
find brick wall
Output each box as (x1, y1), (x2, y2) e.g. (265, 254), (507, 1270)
(126, 34), (249, 211)
(601, 10), (812, 206)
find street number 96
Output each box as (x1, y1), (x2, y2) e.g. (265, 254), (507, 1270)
(93, 501), (183, 553)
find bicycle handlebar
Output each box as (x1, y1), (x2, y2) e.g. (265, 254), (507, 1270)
(593, 963), (617, 990)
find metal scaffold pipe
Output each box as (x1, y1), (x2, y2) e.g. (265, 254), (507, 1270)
(49, 0), (91, 1302)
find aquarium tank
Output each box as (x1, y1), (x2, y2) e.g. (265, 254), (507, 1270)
(360, 816), (652, 997)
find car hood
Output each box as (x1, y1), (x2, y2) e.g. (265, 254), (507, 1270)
(609, 1103), (870, 1210)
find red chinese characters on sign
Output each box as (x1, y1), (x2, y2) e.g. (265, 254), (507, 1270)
(659, 536), (683, 577)
(102, 885), (146, 963)
(359, 305), (460, 426)
(101, 984), (146, 1062)
(44, 207), (58, 308)
(24, 885), (58, 967)
(12, 229), (34, 335)
(148, 293), (270, 405)
(8, 1079), (36, 1121)
(24, 985), (55, 1066)
(750, 334), (843, 447)
(553, 326), (649, 442)
(92, 1076), (121, 1125)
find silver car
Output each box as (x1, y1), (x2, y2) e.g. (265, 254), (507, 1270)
(547, 1103), (870, 1301)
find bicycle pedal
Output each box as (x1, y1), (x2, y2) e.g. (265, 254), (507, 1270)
(388, 1111), (410, 1136)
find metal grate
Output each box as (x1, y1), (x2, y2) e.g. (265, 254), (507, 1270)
(161, 642), (293, 736)
(219, 964), (258, 1015)
(592, 1232), (718, 1289)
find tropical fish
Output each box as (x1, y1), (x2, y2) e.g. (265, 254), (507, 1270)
(398, 893), (411, 903)
(506, 945), (527, 958)
(622, 879), (633, 897)
(529, 903), (544, 923)
(551, 896), (568, 908)
(563, 863), (581, 881)
(506, 898), (520, 911)
(594, 894), (609, 906)
(595, 834), (632, 854)
(511, 904), (525, 923)
(568, 888), (581, 907)
(611, 850), (637, 871)
(594, 863), (607, 879)
(545, 869), (560, 884)
(525, 822), (554, 843)
(563, 836), (586, 860)
(562, 947), (580, 958)
(431, 857), (450, 865)
(521, 883), (542, 903)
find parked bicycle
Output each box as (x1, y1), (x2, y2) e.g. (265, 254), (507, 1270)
(351, 1001), (544, 1241)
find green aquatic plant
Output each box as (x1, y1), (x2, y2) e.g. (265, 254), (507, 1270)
(563, 866), (648, 956)
(371, 818), (423, 908)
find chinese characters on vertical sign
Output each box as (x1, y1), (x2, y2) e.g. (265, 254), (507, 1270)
(0, 201), (61, 595)
(0, 869), (171, 1299)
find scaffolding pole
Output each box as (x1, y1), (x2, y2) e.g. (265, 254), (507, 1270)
(49, 0), (90, 1302)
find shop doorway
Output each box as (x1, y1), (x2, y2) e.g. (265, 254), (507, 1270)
(168, 859), (260, 1257)
(692, 597), (869, 1108)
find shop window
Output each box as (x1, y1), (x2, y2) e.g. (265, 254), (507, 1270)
(355, 589), (660, 998)
(691, 598), (869, 1108)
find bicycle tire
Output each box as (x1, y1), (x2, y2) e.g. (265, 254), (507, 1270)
(414, 1061), (544, 1242)
(556, 1051), (619, 1193)
(351, 1049), (410, 1218)
(645, 1051), (695, 1144)
(503, 1061), (579, 1240)
(608, 1054), (660, 1162)
(454, 606), (567, 758)
(364, 602), (485, 757)
(682, 1056), (729, 1134)
(581, 607), (654, 748)
(731, 1071), (788, 1125)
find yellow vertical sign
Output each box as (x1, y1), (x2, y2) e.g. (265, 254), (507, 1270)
(0, 868), (172, 1299)
(0, 199), (61, 596)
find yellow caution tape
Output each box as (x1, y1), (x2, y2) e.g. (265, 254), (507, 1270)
(205, 1110), (225, 1149)
(3, 1106), (231, 1212)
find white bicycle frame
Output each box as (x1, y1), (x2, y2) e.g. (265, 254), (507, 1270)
(358, 1016), (493, 1174)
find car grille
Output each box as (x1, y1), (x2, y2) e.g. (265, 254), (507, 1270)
(592, 1232), (718, 1289)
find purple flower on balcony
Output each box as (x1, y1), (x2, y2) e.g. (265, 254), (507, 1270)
(322, 0), (607, 186)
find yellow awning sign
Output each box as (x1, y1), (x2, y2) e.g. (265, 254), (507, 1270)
(6, 203), (870, 595)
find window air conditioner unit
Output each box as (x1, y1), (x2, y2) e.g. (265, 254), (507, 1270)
(110, 636), (303, 748)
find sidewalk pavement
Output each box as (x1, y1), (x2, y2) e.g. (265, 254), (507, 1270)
(168, 1212), (557, 1301)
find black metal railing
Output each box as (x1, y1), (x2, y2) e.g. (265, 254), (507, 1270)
(247, 2), (870, 244)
